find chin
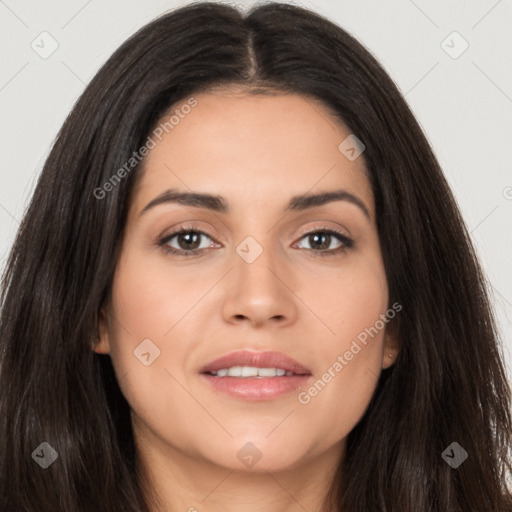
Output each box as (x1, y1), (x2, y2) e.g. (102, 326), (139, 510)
(197, 434), (313, 474)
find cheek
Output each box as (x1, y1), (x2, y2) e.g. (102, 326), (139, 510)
(301, 249), (388, 347)
(295, 356), (382, 451)
(293, 255), (388, 436)
(110, 247), (206, 341)
(104, 249), (197, 404)
(104, 253), (204, 456)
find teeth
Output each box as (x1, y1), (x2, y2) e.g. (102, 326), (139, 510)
(241, 366), (258, 377)
(209, 366), (295, 377)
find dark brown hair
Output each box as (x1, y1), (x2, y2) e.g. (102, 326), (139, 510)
(1, 2), (511, 511)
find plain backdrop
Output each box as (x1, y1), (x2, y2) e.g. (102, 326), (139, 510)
(1, 0), (511, 381)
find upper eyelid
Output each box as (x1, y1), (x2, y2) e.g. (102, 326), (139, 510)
(160, 225), (222, 244)
(296, 223), (351, 239)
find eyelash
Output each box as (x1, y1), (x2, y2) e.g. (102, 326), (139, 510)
(157, 224), (354, 258)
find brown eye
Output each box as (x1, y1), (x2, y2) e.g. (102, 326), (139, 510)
(159, 228), (217, 256)
(296, 229), (353, 256)
(175, 232), (202, 251)
(305, 232), (333, 251)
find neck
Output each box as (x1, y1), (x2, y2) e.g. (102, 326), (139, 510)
(135, 427), (343, 512)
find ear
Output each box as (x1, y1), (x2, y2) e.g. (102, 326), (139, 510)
(381, 320), (400, 370)
(92, 305), (111, 354)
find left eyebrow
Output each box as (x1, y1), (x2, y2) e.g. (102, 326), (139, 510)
(139, 188), (371, 219)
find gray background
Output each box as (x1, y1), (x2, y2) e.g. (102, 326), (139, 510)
(1, 0), (511, 379)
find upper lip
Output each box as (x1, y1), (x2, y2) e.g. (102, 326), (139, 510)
(199, 350), (311, 375)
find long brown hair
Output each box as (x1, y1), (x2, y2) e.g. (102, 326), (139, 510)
(1, 2), (511, 510)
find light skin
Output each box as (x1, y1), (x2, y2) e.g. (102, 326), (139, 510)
(94, 90), (400, 512)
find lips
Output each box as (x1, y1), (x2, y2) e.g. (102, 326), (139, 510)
(198, 350), (313, 401)
(199, 350), (311, 376)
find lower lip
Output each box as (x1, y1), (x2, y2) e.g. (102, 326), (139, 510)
(200, 374), (311, 401)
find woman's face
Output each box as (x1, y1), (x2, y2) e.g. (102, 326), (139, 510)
(95, 91), (399, 474)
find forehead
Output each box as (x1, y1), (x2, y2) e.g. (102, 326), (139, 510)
(131, 91), (374, 219)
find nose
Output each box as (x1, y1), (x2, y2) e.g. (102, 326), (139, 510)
(221, 241), (298, 329)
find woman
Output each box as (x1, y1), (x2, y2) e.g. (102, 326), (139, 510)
(1, 2), (511, 511)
